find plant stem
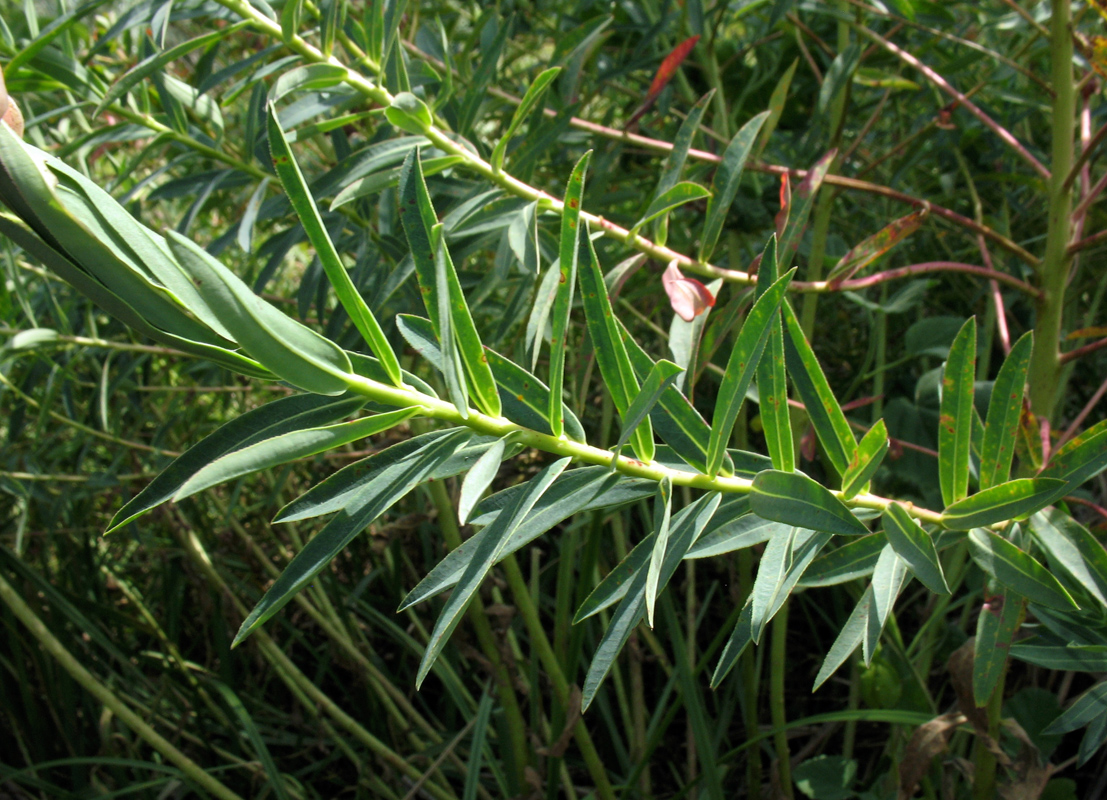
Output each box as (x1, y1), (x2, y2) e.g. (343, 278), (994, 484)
(427, 479), (530, 794)
(499, 553), (616, 800)
(770, 598), (794, 799)
(1028, 0), (1075, 420)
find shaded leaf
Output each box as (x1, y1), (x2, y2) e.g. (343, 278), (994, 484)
(750, 470), (869, 536)
(938, 318), (976, 507)
(980, 332), (1033, 490)
(882, 503), (949, 594)
(968, 528), (1079, 611)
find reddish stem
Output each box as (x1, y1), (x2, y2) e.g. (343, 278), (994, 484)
(822, 261), (1040, 298)
(1056, 373), (1107, 449)
(1059, 336), (1107, 365)
(1067, 228), (1107, 254)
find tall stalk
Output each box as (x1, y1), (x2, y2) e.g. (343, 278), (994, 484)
(1027, 0), (1075, 420)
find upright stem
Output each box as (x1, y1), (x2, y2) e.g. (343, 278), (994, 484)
(770, 598), (794, 799)
(1028, 0), (1075, 420)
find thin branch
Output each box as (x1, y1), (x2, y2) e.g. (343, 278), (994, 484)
(1057, 372), (1107, 448)
(1067, 228), (1107, 254)
(817, 261), (1041, 297)
(1071, 169), (1107, 221)
(854, 24), (1051, 180)
(1059, 335), (1107, 365)
(1065, 119), (1107, 189)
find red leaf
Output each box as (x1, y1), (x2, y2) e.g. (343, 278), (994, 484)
(662, 261), (715, 322)
(826, 207), (929, 286)
(626, 35), (700, 128)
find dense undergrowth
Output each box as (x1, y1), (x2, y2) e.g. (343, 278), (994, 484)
(1, 1), (1106, 799)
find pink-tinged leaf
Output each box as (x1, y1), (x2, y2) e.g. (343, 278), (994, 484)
(827, 207), (929, 286)
(778, 150), (836, 261)
(774, 173), (791, 240)
(663, 261), (715, 322)
(627, 35), (700, 127)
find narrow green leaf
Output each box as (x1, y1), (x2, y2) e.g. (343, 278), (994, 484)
(644, 477), (674, 628)
(458, 438), (508, 525)
(798, 533), (886, 588)
(973, 592), (1022, 706)
(1043, 683), (1107, 735)
(167, 231), (353, 395)
(939, 318), (976, 507)
(750, 526), (799, 643)
(870, 544), (908, 631)
(578, 230), (653, 461)
(841, 420), (889, 500)
(490, 67), (561, 173)
(331, 155), (464, 209)
(813, 586), (872, 690)
(968, 528), (1079, 611)
(628, 182), (711, 242)
(1039, 418), (1107, 497)
(711, 598), (753, 687)
(582, 493), (720, 709)
(613, 360), (683, 462)
(882, 503), (949, 594)
(755, 235), (793, 472)
(484, 347), (586, 442)
(385, 91), (433, 134)
(653, 90), (714, 200)
(706, 268), (795, 476)
(94, 21), (252, 115)
(1011, 639), (1107, 671)
(280, 0), (303, 40)
(818, 43), (862, 116)
(1028, 508), (1107, 610)
(397, 150), (501, 415)
(417, 458), (571, 687)
(210, 682), (291, 800)
(700, 111), (770, 262)
(268, 105), (402, 385)
(268, 64), (347, 104)
(941, 478), (1067, 530)
(781, 301), (857, 477)
(234, 430), (471, 645)
(550, 151), (591, 439)
(778, 150), (836, 262)
(463, 689), (494, 800)
(175, 407), (418, 502)
(685, 512), (785, 559)
(107, 394), (364, 533)
(526, 257), (560, 371)
(750, 470), (869, 536)
(755, 59), (797, 160)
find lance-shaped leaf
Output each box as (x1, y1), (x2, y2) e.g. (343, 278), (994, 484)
(490, 67), (561, 173)
(175, 407), (419, 502)
(749, 526), (798, 643)
(582, 493), (720, 709)
(578, 230), (654, 461)
(974, 592), (1023, 706)
(941, 478), (1066, 530)
(406, 469), (648, 612)
(686, 513), (785, 559)
(268, 105), (402, 385)
(653, 90), (714, 201)
(434, 225), (470, 416)
(331, 155), (464, 209)
(1040, 418), (1107, 497)
(1028, 508), (1107, 610)
(627, 182), (711, 242)
(417, 458), (571, 687)
(644, 476), (673, 628)
(268, 64), (348, 104)
(778, 150), (836, 262)
(841, 420), (889, 500)
(167, 232), (353, 395)
(826, 209), (927, 286)
(700, 111), (770, 262)
(882, 503), (949, 594)
(813, 586), (872, 690)
(706, 268), (795, 476)
(549, 151), (591, 438)
(939, 318), (976, 507)
(968, 528), (1079, 611)
(782, 301), (857, 477)
(755, 235), (793, 472)
(799, 533), (886, 587)
(484, 347), (586, 442)
(626, 35), (700, 128)
(712, 529), (831, 681)
(234, 430), (472, 646)
(980, 332), (1033, 490)
(398, 150), (500, 416)
(613, 360), (683, 462)
(750, 470), (869, 536)
(1043, 683), (1107, 736)
(107, 394), (365, 533)
(755, 58), (797, 160)
(870, 545), (908, 635)
(458, 437), (508, 525)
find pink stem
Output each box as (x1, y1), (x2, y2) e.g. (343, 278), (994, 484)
(1056, 373), (1107, 449)
(822, 261), (1040, 297)
(1059, 336), (1107, 365)
(978, 235), (1011, 355)
(856, 25), (1051, 181)
(1068, 228), (1107, 254)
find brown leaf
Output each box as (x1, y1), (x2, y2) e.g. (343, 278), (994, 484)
(899, 712), (967, 799)
(947, 638), (989, 732)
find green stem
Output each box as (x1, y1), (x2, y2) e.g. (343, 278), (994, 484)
(499, 553), (616, 800)
(427, 479), (530, 794)
(770, 598), (793, 799)
(0, 570), (247, 800)
(1027, 0), (1075, 420)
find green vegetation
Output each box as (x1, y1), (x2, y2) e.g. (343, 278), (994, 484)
(1, 0), (1106, 798)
